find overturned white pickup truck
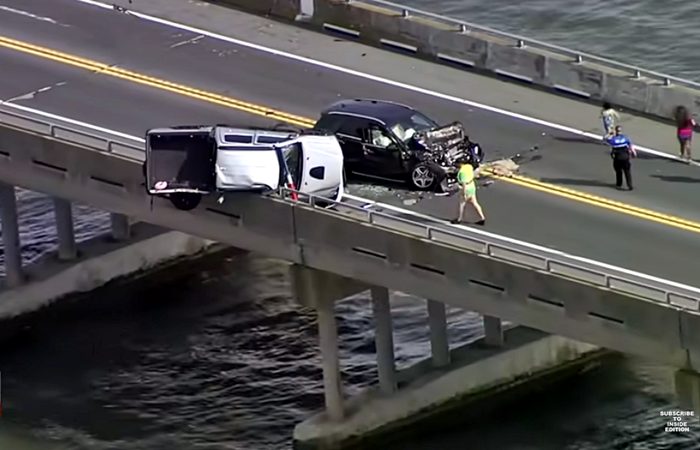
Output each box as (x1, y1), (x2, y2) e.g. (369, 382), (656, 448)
(143, 125), (345, 210)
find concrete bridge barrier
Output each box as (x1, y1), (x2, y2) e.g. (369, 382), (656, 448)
(207, 0), (700, 125)
(208, 0), (301, 20)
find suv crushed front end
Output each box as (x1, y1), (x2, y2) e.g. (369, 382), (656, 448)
(411, 122), (484, 187)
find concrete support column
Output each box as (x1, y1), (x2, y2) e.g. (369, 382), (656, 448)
(675, 369), (700, 416)
(317, 299), (344, 421)
(110, 213), (130, 241)
(483, 315), (504, 347)
(427, 299), (450, 367)
(371, 286), (396, 394)
(53, 198), (77, 261)
(0, 183), (23, 287)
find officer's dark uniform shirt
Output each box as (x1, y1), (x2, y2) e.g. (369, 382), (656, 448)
(606, 134), (632, 160)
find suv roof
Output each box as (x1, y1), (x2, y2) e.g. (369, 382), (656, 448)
(321, 98), (421, 124)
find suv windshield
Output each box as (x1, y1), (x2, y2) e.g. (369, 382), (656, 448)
(389, 112), (438, 142)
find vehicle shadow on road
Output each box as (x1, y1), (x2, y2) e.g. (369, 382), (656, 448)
(634, 152), (668, 161)
(554, 136), (601, 145)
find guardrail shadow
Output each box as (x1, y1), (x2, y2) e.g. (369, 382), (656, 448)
(650, 174), (700, 183)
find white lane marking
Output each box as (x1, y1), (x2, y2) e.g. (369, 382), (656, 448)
(0, 5), (69, 27)
(342, 193), (700, 293)
(72, 0), (684, 163)
(0, 101), (145, 142)
(169, 34), (204, 49)
(4, 81), (67, 103)
(1, 100), (697, 293)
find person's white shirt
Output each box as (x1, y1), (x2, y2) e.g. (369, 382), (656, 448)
(371, 129), (392, 147)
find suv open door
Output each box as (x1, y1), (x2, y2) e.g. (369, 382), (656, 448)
(144, 126), (216, 210)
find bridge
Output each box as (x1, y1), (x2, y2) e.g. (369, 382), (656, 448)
(3, 0), (700, 447)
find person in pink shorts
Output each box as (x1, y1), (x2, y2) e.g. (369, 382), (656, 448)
(675, 105), (697, 162)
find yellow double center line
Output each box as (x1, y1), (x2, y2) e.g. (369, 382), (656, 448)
(0, 36), (314, 128)
(2, 35), (700, 234)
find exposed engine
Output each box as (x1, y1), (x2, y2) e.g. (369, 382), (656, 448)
(412, 122), (483, 169)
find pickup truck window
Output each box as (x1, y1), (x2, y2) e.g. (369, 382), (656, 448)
(223, 134), (254, 143)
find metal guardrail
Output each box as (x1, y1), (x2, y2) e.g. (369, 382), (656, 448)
(2, 102), (700, 311)
(0, 103), (145, 161)
(285, 189), (700, 310)
(357, 0), (700, 89)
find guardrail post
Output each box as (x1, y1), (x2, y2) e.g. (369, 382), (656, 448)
(317, 298), (344, 421)
(371, 286), (396, 394)
(427, 299), (450, 367)
(53, 198), (77, 261)
(0, 183), (23, 287)
(483, 315), (504, 347)
(110, 213), (131, 241)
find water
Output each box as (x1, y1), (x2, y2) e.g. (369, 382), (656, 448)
(4, 1), (700, 448)
(402, 0), (700, 81)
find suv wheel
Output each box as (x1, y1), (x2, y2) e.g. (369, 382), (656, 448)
(409, 164), (436, 190)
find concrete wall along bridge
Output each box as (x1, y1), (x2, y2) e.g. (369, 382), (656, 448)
(3, 103), (700, 446)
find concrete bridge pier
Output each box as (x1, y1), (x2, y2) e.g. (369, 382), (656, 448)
(371, 286), (396, 394)
(290, 264), (370, 423)
(483, 315), (504, 347)
(291, 265), (603, 450)
(427, 299), (450, 367)
(317, 294), (344, 421)
(0, 182), (23, 287)
(110, 213), (131, 241)
(53, 197), (77, 260)
(675, 369), (700, 419)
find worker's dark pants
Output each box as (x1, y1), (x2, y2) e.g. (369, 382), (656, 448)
(613, 159), (632, 189)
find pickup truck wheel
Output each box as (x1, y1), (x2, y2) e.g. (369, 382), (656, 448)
(409, 164), (436, 190)
(169, 193), (202, 211)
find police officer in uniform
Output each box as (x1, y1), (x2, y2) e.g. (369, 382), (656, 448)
(607, 125), (637, 190)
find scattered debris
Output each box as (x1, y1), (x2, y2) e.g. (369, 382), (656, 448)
(479, 158), (520, 178)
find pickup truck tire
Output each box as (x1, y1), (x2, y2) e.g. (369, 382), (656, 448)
(169, 193), (202, 211)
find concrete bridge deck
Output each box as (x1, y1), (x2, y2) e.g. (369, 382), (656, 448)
(2, 0), (700, 286)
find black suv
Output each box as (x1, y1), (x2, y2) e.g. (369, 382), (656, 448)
(312, 99), (484, 191)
